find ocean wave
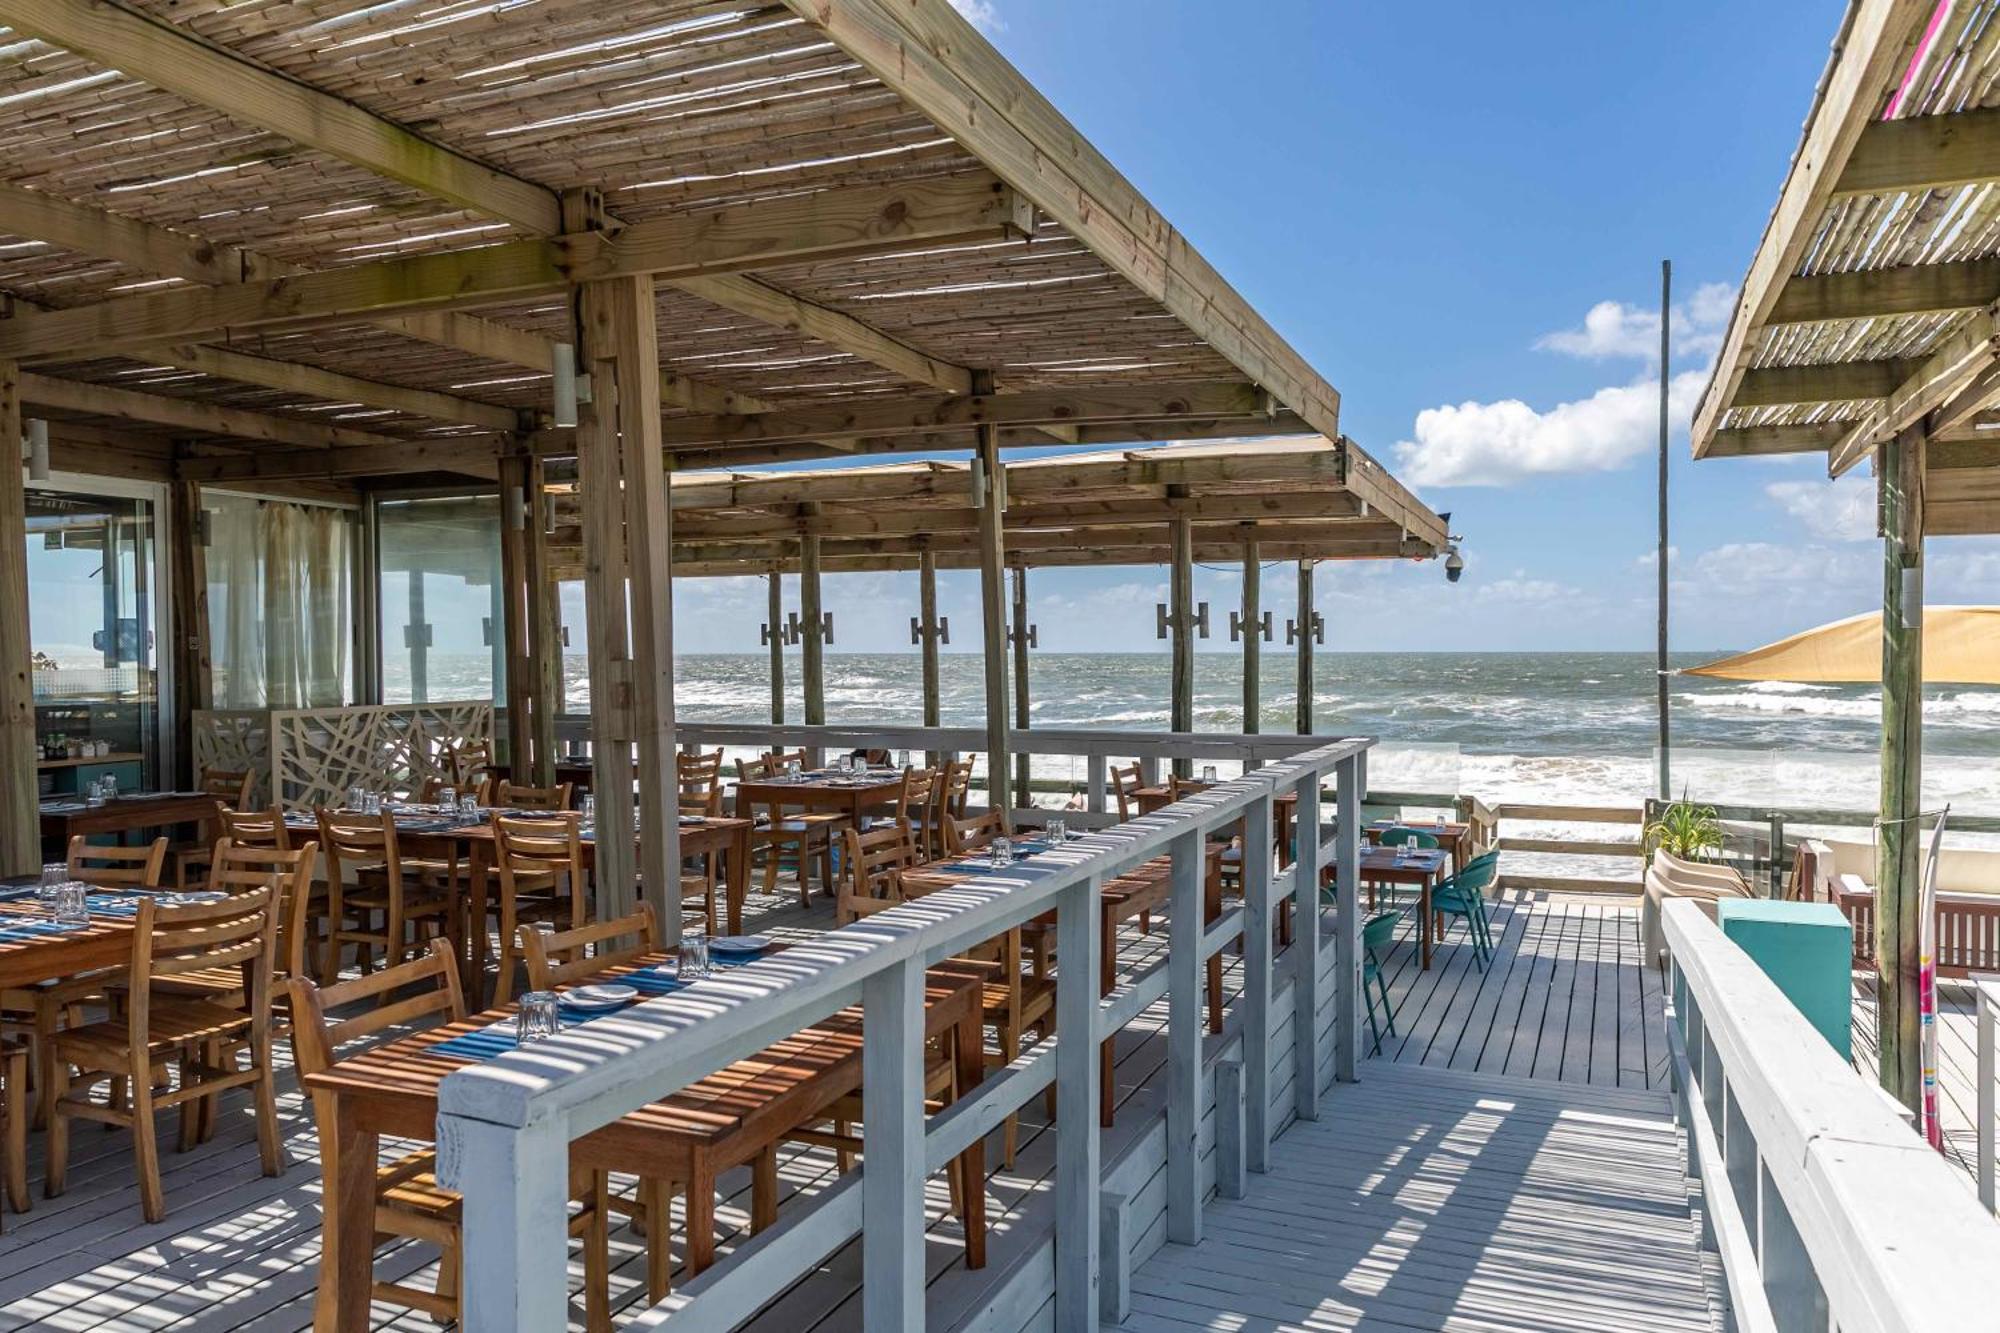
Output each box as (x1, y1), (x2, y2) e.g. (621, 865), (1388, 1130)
(1739, 681), (1836, 694)
(1684, 692), (1881, 719)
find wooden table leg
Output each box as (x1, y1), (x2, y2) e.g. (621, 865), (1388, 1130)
(314, 1094), (378, 1333)
(1206, 866), (1224, 1035)
(1420, 880), (1433, 970)
(1100, 897), (1118, 1128)
(686, 1155), (716, 1276)
(466, 841), (492, 996)
(726, 827), (749, 935)
(953, 1001), (986, 1270)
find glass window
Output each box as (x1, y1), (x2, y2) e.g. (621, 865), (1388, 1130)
(205, 494), (354, 709)
(25, 488), (160, 794)
(378, 495), (505, 704)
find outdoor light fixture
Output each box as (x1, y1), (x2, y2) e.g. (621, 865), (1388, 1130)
(503, 484), (525, 531)
(25, 419), (49, 481)
(969, 455), (987, 510)
(1444, 544), (1464, 584)
(552, 342), (579, 427)
(1902, 565), (1922, 630)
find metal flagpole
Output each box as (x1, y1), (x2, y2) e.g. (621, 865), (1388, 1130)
(1657, 259), (1672, 801)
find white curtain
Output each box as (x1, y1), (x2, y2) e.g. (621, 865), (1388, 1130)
(208, 497), (351, 709)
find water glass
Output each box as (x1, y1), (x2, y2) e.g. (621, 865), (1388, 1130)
(459, 793), (479, 817)
(786, 758), (802, 779)
(346, 784), (365, 811)
(516, 991), (562, 1045)
(579, 793), (596, 832)
(52, 881), (89, 929)
(100, 773), (118, 800)
(38, 862), (65, 903)
(1045, 818), (1068, 844)
(679, 927), (711, 981)
(437, 785), (456, 813)
(989, 836), (1014, 869)
(1201, 764), (1219, 783)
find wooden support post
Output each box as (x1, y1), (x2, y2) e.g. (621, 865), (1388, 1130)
(861, 957), (925, 1327)
(1054, 874), (1103, 1331)
(975, 423), (1012, 810)
(766, 569), (785, 725)
(1011, 563), (1031, 802)
(523, 455), (561, 787)
(0, 363), (34, 876)
(1242, 538), (1261, 745)
(1170, 514), (1194, 779)
(1165, 829), (1203, 1243)
(1242, 793), (1274, 1171)
(918, 550), (940, 765)
(800, 529), (825, 730)
(498, 452), (535, 781)
(166, 477), (211, 790)
(407, 570), (429, 702)
(1877, 423), (1925, 1109)
(1292, 771), (1323, 1120)
(1295, 559), (1316, 735)
(1333, 753), (1362, 1084)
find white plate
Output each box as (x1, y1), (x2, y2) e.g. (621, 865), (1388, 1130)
(709, 935), (770, 955)
(561, 983), (637, 1009)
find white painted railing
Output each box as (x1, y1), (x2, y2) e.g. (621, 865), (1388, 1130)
(1663, 900), (2000, 1333)
(1976, 973), (2000, 1213)
(437, 736), (1368, 1330)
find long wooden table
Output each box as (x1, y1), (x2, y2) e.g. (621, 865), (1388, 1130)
(1352, 846), (1449, 969)
(733, 769), (906, 823)
(39, 790), (217, 845)
(300, 956), (987, 1332)
(0, 893), (133, 989)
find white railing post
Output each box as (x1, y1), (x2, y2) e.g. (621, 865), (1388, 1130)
(1086, 753), (1107, 815)
(862, 956), (925, 1328)
(1978, 977), (1997, 1214)
(1332, 754), (1361, 1084)
(1055, 873), (1102, 1332)
(1291, 771), (1323, 1121)
(1166, 827), (1203, 1244)
(1242, 789), (1275, 1171)
(440, 1111), (572, 1332)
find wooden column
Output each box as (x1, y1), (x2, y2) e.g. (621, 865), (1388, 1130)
(525, 457), (562, 787)
(1170, 513), (1195, 778)
(918, 548), (941, 721)
(406, 570), (429, 702)
(574, 265), (677, 934)
(166, 478), (212, 790)
(0, 363), (34, 876)
(766, 570), (786, 725)
(1295, 559), (1315, 735)
(1877, 423), (1926, 1108)
(800, 529), (826, 729)
(975, 423), (1012, 811)
(1241, 538), (1261, 741)
(1010, 563), (1031, 802)
(499, 450), (557, 786)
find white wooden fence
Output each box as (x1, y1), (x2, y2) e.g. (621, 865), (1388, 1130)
(1976, 973), (1999, 1213)
(1663, 900), (2000, 1333)
(436, 736), (1370, 1331)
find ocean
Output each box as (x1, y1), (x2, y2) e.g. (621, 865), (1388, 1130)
(391, 650), (2000, 817)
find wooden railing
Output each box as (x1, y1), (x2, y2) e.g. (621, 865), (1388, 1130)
(1664, 900), (2000, 1331)
(437, 736), (1371, 1330)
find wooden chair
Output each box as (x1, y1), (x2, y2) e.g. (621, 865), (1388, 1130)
(903, 767), (941, 855)
(935, 757), (972, 842)
(835, 819), (921, 925)
(678, 749), (725, 817)
(318, 811), (455, 982)
(739, 753), (843, 908)
(154, 838), (323, 1012)
(490, 813), (587, 1004)
(943, 808), (1012, 857)
(0, 1041), (24, 1230)
(167, 768), (257, 888)
(288, 940), (613, 1328)
(219, 805), (292, 851)
(444, 740), (496, 804)
(964, 925), (1055, 1167)
(44, 887), (283, 1222)
(495, 780), (573, 812)
(1111, 762), (1146, 821)
(68, 835), (169, 889)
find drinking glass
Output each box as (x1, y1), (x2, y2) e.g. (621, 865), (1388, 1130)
(679, 926), (711, 981)
(516, 991), (562, 1044)
(84, 778), (104, 807)
(1045, 818), (1068, 844)
(100, 773), (118, 800)
(786, 758), (802, 779)
(579, 793), (596, 832)
(437, 785), (456, 813)
(459, 793), (479, 817)
(989, 836), (1014, 869)
(1201, 764), (1219, 783)
(38, 862), (65, 904)
(346, 784), (364, 811)
(53, 881), (89, 929)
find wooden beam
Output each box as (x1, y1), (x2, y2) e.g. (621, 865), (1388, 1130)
(976, 426), (1011, 809)
(1295, 559), (1314, 735)
(0, 361), (34, 875)
(1705, 423), (1855, 456)
(672, 273), (973, 395)
(1690, 0), (1937, 453)
(800, 524), (826, 731)
(1010, 563), (1030, 798)
(1241, 539), (1261, 738)
(1169, 513), (1194, 776)
(918, 552), (940, 739)
(1768, 259), (2000, 324)
(1876, 424), (1925, 1109)
(141, 343), (524, 432)
(19, 370), (419, 452)
(0, 0), (560, 234)
(767, 571), (786, 725)
(669, 492), (1365, 541)
(1829, 306), (2000, 472)
(166, 477), (210, 788)
(0, 174), (1029, 361)
(174, 436), (500, 482)
(1731, 359), (1926, 407)
(658, 370), (775, 416)
(1837, 105), (2000, 198)
(779, 0), (1445, 549)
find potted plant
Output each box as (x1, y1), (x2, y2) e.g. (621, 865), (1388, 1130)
(1644, 793), (1724, 863)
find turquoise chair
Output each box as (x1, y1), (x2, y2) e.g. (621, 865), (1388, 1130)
(1432, 850), (1499, 968)
(1362, 908), (1402, 1054)
(1372, 827), (1438, 907)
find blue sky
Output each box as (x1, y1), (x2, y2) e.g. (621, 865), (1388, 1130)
(666, 0), (2000, 657)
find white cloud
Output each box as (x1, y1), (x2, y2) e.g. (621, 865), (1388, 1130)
(1636, 545), (1680, 568)
(949, 0), (1002, 31)
(1392, 369), (1706, 488)
(1534, 282), (1735, 362)
(1764, 474), (1874, 541)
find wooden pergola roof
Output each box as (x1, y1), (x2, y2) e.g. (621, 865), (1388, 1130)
(1691, 0), (2000, 534)
(0, 0), (1442, 547)
(544, 436), (1447, 577)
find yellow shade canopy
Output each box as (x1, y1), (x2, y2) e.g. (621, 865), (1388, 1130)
(1684, 607), (2000, 686)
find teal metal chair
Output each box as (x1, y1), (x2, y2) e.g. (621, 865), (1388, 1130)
(1372, 826), (1438, 907)
(1432, 850), (1499, 969)
(1362, 908), (1402, 1054)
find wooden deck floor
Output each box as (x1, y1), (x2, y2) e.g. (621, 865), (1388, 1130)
(1125, 1062), (1724, 1333)
(1852, 974), (1997, 1192)
(1367, 890), (1669, 1092)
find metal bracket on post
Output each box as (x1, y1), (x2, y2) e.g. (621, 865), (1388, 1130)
(786, 610), (834, 645)
(1155, 602), (1211, 639)
(909, 614), (950, 646)
(403, 623), (433, 649)
(1284, 612), (1325, 646)
(1008, 622), (1038, 648)
(761, 620), (797, 647)
(1230, 608), (1273, 643)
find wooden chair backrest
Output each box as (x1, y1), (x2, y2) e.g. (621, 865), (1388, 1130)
(446, 741), (495, 802)
(943, 808), (1011, 856)
(219, 805), (291, 851)
(938, 757), (972, 820)
(840, 819), (918, 920)
(287, 937), (465, 1080)
(764, 748), (811, 773)
(1111, 763), (1145, 821)
(678, 749), (724, 817)
(522, 904), (659, 991)
(905, 767), (939, 814)
(496, 780), (573, 812)
(212, 837), (321, 983)
(201, 767), (255, 808)
(126, 886), (278, 1043)
(959, 923), (1030, 1022)
(69, 835), (168, 889)
(316, 810), (402, 891)
(492, 813), (583, 891)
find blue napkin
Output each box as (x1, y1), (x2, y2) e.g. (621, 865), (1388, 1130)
(425, 1005), (618, 1061)
(0, 917), (81, 944)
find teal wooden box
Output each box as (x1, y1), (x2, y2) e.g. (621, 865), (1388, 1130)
(1716, 900), (1852, 1060)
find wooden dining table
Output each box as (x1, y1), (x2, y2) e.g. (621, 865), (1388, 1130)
(39, 790), (218, 846)
(733, 767), (907, 823)
(1133, 782), (1301, 864)
(299, 955), (988, 1332)
(1350, 846), (1450, 969)
(0, 890), (134, 989)
(1366, 818), (1473, 876)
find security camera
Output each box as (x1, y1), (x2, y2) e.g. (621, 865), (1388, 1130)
(1444, 544), (1464, 584)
